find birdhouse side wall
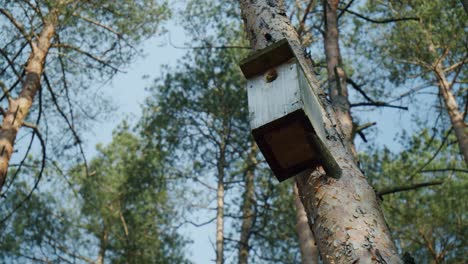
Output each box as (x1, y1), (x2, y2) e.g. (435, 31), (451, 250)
(247, 60), (302, 130)
(297, 64), (327, 142)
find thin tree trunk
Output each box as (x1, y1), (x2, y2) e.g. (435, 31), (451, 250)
(434, 65), (468, 164)
(238, 1), (402, 263)
(0, 18), (56, 191)
(294, 181), (318, 264)
(238, 146), (257, 264)
(96, 226), (108, 264)
(323, 0), (355, 155)
(216, 149), (226, 264)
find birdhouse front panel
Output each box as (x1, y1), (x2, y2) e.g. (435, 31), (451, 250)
(240, 39), (341, 182)
(247, 59), (302, 130)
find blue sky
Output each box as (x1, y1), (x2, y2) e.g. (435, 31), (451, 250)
(83, 17), (419, 264)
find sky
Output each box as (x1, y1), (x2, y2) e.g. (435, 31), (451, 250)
(81, 12), (418, 264)
(83, 20), (219, 263)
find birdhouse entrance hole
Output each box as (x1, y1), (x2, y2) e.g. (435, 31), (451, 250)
(240, 39), (341, 182)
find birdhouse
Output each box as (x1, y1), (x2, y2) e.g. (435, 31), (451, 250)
(240, 39), (341, 182)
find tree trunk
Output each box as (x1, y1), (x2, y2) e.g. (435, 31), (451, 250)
(238, 146), (257, 264)
(434, 65), (468, 164)
(216, 149), (226, 264)
(96, 226), (109, 264)
(238, 1), (402, 263)
(294, 182), (318, 264)
(322, 0), (355, 155)
(0, 19), (55, 192)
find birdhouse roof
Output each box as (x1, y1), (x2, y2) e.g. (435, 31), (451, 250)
(239, 38), (295, 79)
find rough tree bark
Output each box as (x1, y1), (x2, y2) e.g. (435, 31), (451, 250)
(238, 1), (402, 263)
(322, 0), (355, 156)
(294, 181), (319, 264)
(238, 146), (257, 264)
(0, 14), (56, 192)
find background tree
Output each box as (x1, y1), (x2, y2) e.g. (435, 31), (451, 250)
(0, 125), (189, 263)
(0, 0), (169, 195)
(361, 128), (467, 263)
(350, 0), (467, 163)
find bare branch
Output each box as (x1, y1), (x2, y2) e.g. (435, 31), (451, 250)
(0, 48), (24, 82)
(72, 12), (121, 36)
(43, 73), (90, 177)
(52, 43), (122, 72)
(408, 128), (452, 181)
(167, 33), (251, 50)
(0, 124), (46, 224)
(347, 78), (409, 110)
(378, 180), (443, 196)
(337, 0), (356, 19)
(346, 78), (373, 102)
(351, 102), (408, 110)
(420, 168), (468, 174)
(297, 0), (317, 36)
(0, 8), (33, 44)
(338, 8), (420, 24)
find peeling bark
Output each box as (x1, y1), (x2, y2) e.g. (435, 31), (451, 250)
(294, 182), (318, 264)
(238, 147), (256, 264)
(0, 18), (56, 192)
(238, 1), (402, 263)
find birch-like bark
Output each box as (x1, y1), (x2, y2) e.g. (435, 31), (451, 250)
(238, 147), (256, 264)
(0, 16), (56, 192)
(294, 182), (318, 264)
(238, 1), (402, 263)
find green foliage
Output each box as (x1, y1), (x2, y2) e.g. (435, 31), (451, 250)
(360, 129), (467, 263)
(361, 0), (467, 84)
(73, 126), (189, 263)
(0, 126), (189, 263)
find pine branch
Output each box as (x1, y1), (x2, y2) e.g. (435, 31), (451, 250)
(378, 181), (443, 196)
(338, 8), (420, 24)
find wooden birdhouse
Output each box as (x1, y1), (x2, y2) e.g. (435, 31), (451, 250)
(240, 39), (341, 182)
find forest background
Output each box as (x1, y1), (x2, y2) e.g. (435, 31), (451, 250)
(0, 0), (466, 263)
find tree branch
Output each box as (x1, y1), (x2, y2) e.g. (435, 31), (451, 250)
(167, 33), (251, 50)
(337, 0), (355, 19)
(43, 73), (90, 177)
(52, 43), (122, 72)
(351, 102), (408, 110)
(0, 8), (33, 44)
(378, 180), (443, 196)
(338, 8), (420, 24)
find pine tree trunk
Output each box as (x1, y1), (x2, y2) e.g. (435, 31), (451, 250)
(434, 65), (468, 164)
(238, 147), (256, 264)
(0, 18), (56, 192)
(96, 226), (108, 264)
(294, 182), (318, 264)
(238, 1), (402, 263)
(322, 0), (355, 154)
(216, 148), (226, 264)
